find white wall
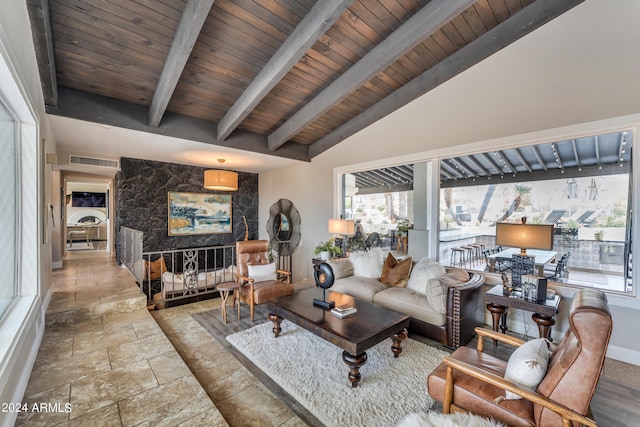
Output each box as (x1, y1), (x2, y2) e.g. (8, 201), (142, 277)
(0, 2), (56, 425)
(259, 0), (640, 365)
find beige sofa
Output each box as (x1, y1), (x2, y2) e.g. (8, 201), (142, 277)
(325, 256), (485, 349)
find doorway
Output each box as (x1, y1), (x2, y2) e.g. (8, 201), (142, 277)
(65, 179), (112, 253)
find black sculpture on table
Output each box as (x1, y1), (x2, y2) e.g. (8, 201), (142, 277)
(313, 262), (335, 310)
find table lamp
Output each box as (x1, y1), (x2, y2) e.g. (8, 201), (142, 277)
(328, 218), (355, 256)
(495, 222), (554, 255)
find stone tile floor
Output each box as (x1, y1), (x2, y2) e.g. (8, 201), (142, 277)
(16, 249), (309, 426)
(14, 249), (639, 426)
(15, 251), (234, 426)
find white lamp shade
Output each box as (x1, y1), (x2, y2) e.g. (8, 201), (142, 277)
(328, 219), (355, 235)
(204, 169), (238, 191)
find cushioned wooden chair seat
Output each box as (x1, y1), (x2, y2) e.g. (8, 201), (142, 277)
(236, 240), (293, 321)
(427, 288), (611, 427)
(428, 346), (535, 427)
(239, 280), (294, 306)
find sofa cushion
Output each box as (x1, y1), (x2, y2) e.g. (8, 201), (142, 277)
(330, 276), (389, 303)
(425, 278), (447, 314)
(349, 248), (385, 278)
(326, 258), (354, 279)
(406, 258), (446, 295)
(374, 287), (447, 326)
(504, 338), (550, 399)
(378, 253), (412, 287)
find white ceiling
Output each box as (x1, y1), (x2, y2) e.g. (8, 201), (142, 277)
(49, 115), (301, 176)
(49, 0), (640, 178)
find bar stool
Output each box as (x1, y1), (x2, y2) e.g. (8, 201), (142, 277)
(470, 243), (485, 266)
(450, 247), (465, 268)
(217, 282), (242, 323)
(460, 245), (475, 268)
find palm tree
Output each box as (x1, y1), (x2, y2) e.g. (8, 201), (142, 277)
(443, 188), (463, 226)
(476, 184), (496, 224)
(496, 184), (532, 222)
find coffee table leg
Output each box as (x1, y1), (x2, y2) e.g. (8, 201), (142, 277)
(532, 313), (556, 341)
(268, 313), (282, 337)
(486, 303), (508, 346)
(391, 328), (408, 358)
(342, 351), (368, 388)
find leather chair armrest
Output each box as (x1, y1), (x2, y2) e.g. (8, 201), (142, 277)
(474, 327), (525, 351)
(442, 356), (598, 427)
(276, 269), (292, 284)
(235, 274), (255, 284)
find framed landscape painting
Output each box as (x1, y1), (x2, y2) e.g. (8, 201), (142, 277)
(168, 192), (232, 236)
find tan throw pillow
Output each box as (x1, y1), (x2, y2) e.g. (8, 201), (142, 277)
(439, 268), (471, 289)
(149, 257), (167, 280)
(444, 267), (470, 283)
(378, 253), (412, 287)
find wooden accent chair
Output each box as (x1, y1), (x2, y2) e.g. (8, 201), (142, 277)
(427, 288), (612, 427)
(235, 240), (293, 321)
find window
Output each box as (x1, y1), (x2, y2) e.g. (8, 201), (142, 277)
(0, 98), (16, 318)
(342, 165), (414, 248)
(438, 131), (633, 294)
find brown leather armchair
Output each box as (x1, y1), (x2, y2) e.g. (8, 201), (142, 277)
(235, 240), (294, 321)
(428, 288), (612, 427)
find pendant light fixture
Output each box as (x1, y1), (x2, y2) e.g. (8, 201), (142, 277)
(204, 159), (238, 191)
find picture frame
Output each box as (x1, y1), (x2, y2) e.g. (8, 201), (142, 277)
(168, 192), (232, 236)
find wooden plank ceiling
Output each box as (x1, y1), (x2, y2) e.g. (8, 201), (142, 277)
(28, 0), (585, 162)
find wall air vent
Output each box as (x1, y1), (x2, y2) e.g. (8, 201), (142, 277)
(69, 155), (119, 169)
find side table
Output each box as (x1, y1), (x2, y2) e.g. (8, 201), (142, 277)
(485, 284), (561, 344)
(217, 282), (242, 323)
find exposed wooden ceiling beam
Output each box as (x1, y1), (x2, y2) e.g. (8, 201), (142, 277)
(440, 169), (455, 181)
(480, 153), (503, 174)
(51, 87), (310, 162)
(441, 160), (464, 179)
(464, 155), (491, 177)
(495, 150), (516, 174)
(216, 0), (353, 141)
(356, 184), (412, 195)
(450, 157), (478, 178)
(26, 0), (58, 107)
(148, 0), (214, 127)
(268, 0), (475, 151)
(514, 148), (533, 173)
(531, 145), (548, 170)
(571, 139), (581, 168)
(308, 0), (586, 158)
(442, 162), (629, 188)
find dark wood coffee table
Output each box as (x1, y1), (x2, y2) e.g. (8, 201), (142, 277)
(267, 288), (409, 387)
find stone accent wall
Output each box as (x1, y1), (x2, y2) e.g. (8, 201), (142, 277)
(115, 157), (258, 254)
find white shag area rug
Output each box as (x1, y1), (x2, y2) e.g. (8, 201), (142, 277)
(227, 321), (451, 427)
(397, 411), (506, 427)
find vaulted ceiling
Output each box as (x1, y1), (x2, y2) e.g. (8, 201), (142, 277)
(28, 0), (584, 162)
